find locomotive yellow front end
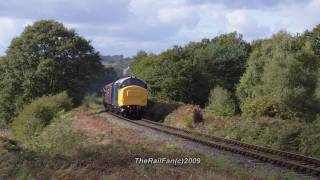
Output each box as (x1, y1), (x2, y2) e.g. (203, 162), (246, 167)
(118, 84), (147, 119)
(118, 85), (148, 107)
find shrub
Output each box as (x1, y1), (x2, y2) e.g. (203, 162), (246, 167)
(164, 105), (203, 129)
(278, 126), (302, 152)
(241, 96), (279, 117)
(82, 94), (100, 106)
(204, 114), (320, 158)
(298, 122), (320, 157)
(205, 86), (236, 116)
(12, 92), (73, 144)
(31, 116), (86, 155)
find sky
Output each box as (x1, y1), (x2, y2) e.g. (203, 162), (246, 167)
(0, 0), (319, 56)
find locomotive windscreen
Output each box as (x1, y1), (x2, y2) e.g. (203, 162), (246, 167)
(120, 77), (147, 88)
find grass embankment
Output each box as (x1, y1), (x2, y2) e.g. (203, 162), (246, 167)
(0, 94), (282, 179)
(163, 104), (320, 159)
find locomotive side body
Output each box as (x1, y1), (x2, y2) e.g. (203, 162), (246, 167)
(103, 76), (147, 119)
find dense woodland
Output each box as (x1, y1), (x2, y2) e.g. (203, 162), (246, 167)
(131, 27), (320, 122)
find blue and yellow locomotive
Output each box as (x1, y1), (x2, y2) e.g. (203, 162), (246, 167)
(102, 76), (148, 119)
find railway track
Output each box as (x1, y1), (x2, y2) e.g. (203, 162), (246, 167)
(107, 112), (320, 177)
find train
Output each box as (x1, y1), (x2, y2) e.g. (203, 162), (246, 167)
(102, 76), (148, 119)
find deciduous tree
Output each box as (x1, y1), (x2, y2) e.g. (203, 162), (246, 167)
(0, 20), (103, 126)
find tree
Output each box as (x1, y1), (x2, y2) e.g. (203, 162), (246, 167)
(237, 31), (320, 120)
(130, 50), (148, 71)
(304, 24), (320, 55)
(131, 53), (163, 97)
(205, 86), (236, 116)
(305, 25), (320, 112)
(194, 32), (251, 92)
(160, 60), (193, 103)
(130, 33), (250, 107)
(90, 66), (118, 95)
(0, 20), (103, 125)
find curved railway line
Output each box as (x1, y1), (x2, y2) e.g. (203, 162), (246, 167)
(106, 112), (320, 177)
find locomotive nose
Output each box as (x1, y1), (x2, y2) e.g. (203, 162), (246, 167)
(118, 85), (148, 107)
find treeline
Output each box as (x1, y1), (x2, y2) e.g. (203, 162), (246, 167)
(131, 26), (320, 121)
(100, 55), (132, 77)
(0, 20), (117, 127)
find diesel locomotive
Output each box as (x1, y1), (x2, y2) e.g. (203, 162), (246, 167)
(102, 76), (148, 119)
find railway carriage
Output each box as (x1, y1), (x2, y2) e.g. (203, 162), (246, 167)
(103, 76), (148, 119)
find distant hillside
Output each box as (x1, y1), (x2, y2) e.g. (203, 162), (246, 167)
(101, 55), (132, 66)
(100, 55), (133, 77)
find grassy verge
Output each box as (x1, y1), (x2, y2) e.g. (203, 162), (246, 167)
(163, 104), (320, 159)
(1, 136), (276, 179)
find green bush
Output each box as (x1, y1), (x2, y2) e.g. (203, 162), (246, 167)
(241, 96), (280, 117)
(205, 115), (320, 158)
(12, 92), (73, 144)
(298, 122), (320, 157)
(82, 94), (101, 110)
(205, 86), (236, 116)
(31, 116), (86, 155)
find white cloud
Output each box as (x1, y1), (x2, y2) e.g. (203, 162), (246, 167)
(173, 4), (271, 42)
(0, 0), (319, 56)
(275, 0), (320, 33)
(225, 10), (270, 39)
(128, 0), (199, 28)
(0, 17), (32, 53)
(157, 6), (196, 25)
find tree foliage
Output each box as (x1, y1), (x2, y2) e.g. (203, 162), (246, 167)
(131, 32), (250, 106)
(305, 24), (320, 55)
(194, 32), (250, 91)
(0, 20), (103, 125)
(131, 27), (320, 121)
(237, 32), (320, 120)
(205, 86), (236, 116)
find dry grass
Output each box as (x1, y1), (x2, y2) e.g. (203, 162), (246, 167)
(164, 105), (204, 129)
(0, 128), (12, 138)
(165, 105), (320, 159)
(72, 110), (166, 148)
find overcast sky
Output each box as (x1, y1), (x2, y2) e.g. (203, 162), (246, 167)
(0, 0), (319, 56)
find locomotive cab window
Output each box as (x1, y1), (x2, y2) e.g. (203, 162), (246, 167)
(120, 78), (147, 88)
